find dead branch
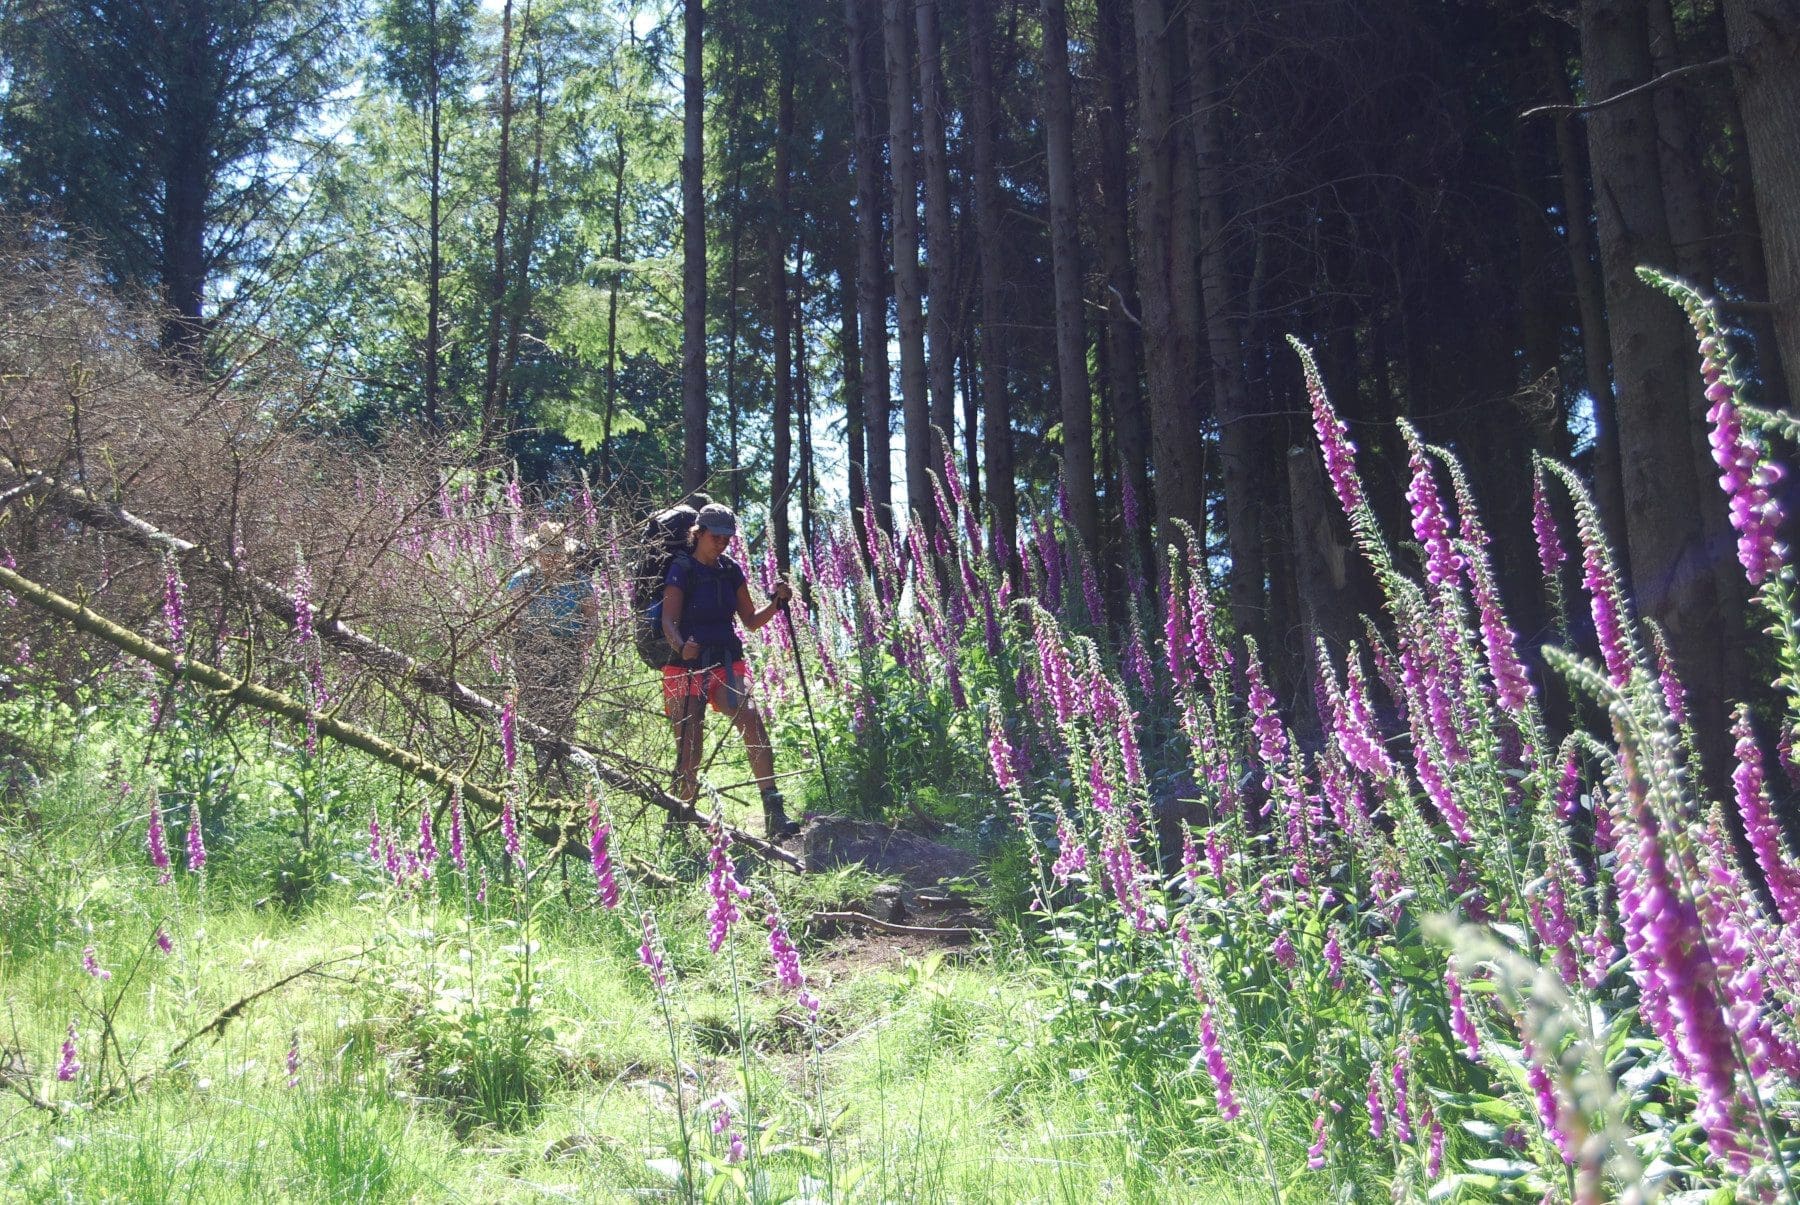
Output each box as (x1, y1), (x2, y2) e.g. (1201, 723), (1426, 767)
(0, 562), (512, 814)
(163, 952), (366, 1064)
(3, 464), (804, 870)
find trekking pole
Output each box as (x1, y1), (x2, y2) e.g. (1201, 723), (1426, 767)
(779, 597), (839, 816)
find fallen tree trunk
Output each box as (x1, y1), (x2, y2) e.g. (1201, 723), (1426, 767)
(0, 561), (512, 815)
(0, 470), (805, 871)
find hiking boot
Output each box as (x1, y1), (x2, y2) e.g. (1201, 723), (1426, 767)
(762, 790), (801, 840)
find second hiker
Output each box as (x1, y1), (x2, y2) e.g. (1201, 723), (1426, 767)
(659, 503), (799, 838)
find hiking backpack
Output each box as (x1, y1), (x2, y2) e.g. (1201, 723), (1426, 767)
(631, 502), (699, 670)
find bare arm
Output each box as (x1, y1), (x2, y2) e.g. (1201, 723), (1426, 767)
(663, 585), (699, 660)
(737, 580), (793, 633)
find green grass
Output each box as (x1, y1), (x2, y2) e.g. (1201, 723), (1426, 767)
(0, 700), (1361, 1204)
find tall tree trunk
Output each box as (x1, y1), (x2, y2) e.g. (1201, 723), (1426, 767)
(847, 0), (894, 533)
(160, 17), (208, 361)
(1094, 0), (1149, 583)
(1042, 0), (1098, 561)
(680, 0), (708, 492)
(1537, 26), (1626, 541)
(1721, 0), (1800, 399)
(1580, 0), (1728, 775)
(966, 0), (1016, 573)
(1133, 0), (1207, 558)
(960, 296), (981, 516)
(480, 0), (514, 458)
(1648, 0), (1752, 710)
(501, 19), (544, 414)
(771, 40), (795, 573)
(424, 0), (444, 429)
(1185, 0), (1263, 651)
(882, 0), (931, 533)
(839, 235), (867, 525)
(602, 122), (629, 482)
(916, 0), (956, 473)
(796, 266), (818, 557)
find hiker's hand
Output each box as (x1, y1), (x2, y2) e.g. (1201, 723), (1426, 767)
(772, 580), (793, 606)
(681, 638), (700, 661)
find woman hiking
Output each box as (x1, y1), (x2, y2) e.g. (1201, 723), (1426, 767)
(660, 503), (799, 838)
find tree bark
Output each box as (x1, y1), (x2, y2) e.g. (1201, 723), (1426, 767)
(966, 0), (1016, 573)
(1721, 0), (1800, 400)
(680, 0), (708, 492)
(1133, 0), (1207, 559)
(1579, 0), (1728, 768)
(1094, 0), (1150, 583)
(847, 0), (895, 532)
(771, 41), (795, 573)
(603, 121), (630, 482)
(1185, 0), (1264, 651)
(1041, 0), (1098, 563)
(839, 234), (867, 526)
(882, 0), (931, 533)
(1537, 28), (1625, 535)
(916, 0), (956, 473)
(424, 0), (444, 429)
(479, 0), (514, 458)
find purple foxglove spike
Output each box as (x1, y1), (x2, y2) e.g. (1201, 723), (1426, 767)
(638, 910), (669, 990)
(1403, 433), (1462, 588)
(1733, 707), (1800, 925)
(185, 798), (206, 874)
(1532, 467), (1568, 580)
(589, 808), (619, 910)
(162, 552), (187, 654)
(1307, 1114), (1328, 1170)
(706, 822), (746, 953)
(449, 785), (467, 873)
(502, 793), (521, 866)
(57, 1021), (79, 1082)
(1447, 967), (1480, 1059)
(1366, 1069), (1385, 1140)
(1293, 339), (1366, 520)
(1199, 1004), (1240, 1120)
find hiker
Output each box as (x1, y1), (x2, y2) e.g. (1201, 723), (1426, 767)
(659, 502), (799, 838)
(506, 521), (599, 792)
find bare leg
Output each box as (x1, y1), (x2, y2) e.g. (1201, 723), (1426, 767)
(668, 680), (705, 816)
(730, 703), (777, 795)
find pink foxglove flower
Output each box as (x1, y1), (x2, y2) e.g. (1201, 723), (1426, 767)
(162, 552), (187, 655)
(448, 785), (467, 874)
(706, 823), (750, 953)
(81, 946), (110, 980)
(500, 695), (518, 776)
(1447, 967), (1479, 1059)
(57, 1021), (79, 1082)
(1367, 1069), (1386, 1140)
(1403, 433), (1462, 588)
(1532, 466), (1567, 580)
(1293, 338), (1366, 519)
(1198, 1004), (1240, 1120)
(147, 797), (171, 884)
(502, 793), (521, 866)
(185, 797), (206, 874)
(155, 926), (173, 954)
(589, 809), (619, 910)
(1732, 707), (1800, 925)
(1323, 927), (1345, 989)
(638, 910), (669, 991)
(417, 807), (438, 875)
(368, 807), (383, 863)
(1307, 1114), (1328, 1170)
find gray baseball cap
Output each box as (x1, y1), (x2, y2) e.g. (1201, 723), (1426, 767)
(696, 503), (738, 536)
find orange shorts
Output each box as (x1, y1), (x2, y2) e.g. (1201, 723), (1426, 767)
(662, 659), (750, 717)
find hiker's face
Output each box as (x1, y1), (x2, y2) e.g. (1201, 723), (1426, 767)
(696, 529), (729, 557)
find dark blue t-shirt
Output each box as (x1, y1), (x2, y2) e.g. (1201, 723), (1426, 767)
(665, 553), (747, 660)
